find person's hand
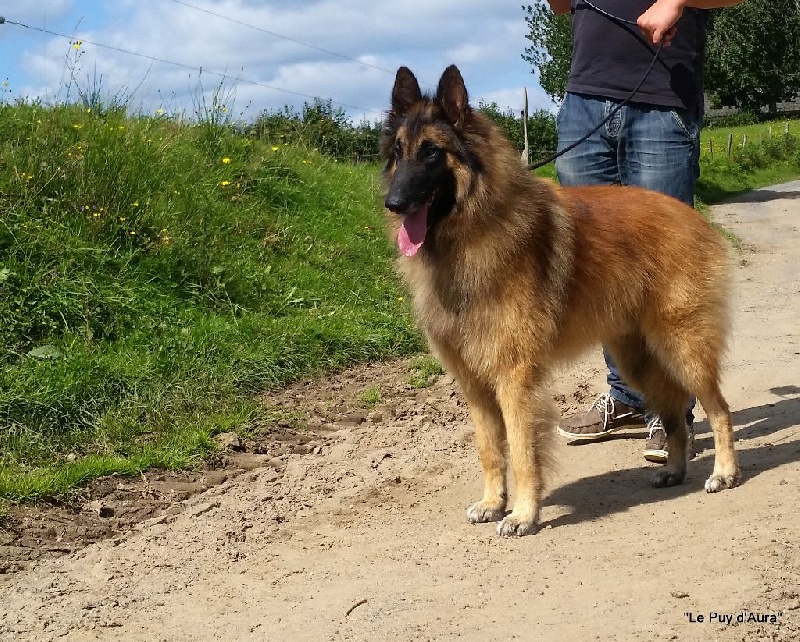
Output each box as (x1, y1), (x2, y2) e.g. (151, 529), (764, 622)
(637, 0), (685, 45)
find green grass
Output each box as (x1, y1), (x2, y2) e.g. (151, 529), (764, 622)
(697, 119), (800, 205)
(1, 103), (799, 504)
(0, 103), (421, 502)
(357, 385), (383, 408)
(407, 356), (445, 389)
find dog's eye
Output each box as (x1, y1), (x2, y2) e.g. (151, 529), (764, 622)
(423, 144), (442, 163)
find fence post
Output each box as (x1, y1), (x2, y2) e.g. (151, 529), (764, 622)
(709, 139), (714, 161)
(727, 133), (733, 159)
(742, 134), (747, 149)
(520, 88), (529, 165)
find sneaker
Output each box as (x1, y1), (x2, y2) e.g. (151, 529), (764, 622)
(643, 416), (668, 463)
(557, 392), (646, 440)
(643, 417), (696, 463)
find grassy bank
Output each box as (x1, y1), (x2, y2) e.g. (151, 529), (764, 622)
(2, 105), (799, 504)
(0, 104), (420, 502)
(697, 120), (800, 205)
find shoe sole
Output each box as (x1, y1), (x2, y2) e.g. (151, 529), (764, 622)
(645, 429), (696, 464)
(643, 448), (668, 463)
(556, 421), (645, 441)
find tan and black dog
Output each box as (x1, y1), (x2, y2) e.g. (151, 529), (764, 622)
(380, 65), (740, 537)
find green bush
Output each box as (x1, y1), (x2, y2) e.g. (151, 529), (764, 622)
(704, 111), (762, 128)
(477, 101), (557, 159)
(252, 99), (381, 163)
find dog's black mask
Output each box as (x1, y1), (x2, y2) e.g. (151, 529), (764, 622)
(381, 66), (474, 256)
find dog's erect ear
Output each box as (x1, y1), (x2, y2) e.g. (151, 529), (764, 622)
(436, 65), (469, 127)
(391, 67), (422, 117)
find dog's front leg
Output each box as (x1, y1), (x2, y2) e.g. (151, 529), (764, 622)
(461, 380), (508, 524)
(495, 376), (554, 537)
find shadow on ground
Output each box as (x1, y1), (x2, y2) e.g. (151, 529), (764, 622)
(545, 390), (800, 529)
(722, 189), (800, 204)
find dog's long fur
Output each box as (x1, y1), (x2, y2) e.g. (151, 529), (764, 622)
(381, 65), (741, 536)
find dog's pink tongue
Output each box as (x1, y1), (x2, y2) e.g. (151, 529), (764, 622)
(397, 203), (429, 257)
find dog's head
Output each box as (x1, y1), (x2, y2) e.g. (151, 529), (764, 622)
(380, 65), (482, 257)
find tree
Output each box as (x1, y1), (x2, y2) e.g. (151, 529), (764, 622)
(705, 0), (800, 114)
(478, 101), (557, 155)
(521, 1), (800, 116)
(521, 2), (572, 104)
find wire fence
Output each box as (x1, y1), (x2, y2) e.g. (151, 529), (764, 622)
(3, 11), (797, 167)
(0, 12), (380, 117)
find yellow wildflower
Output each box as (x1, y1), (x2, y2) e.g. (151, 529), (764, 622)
(271, 146), (279, 152)
(220, 180), (231, 187)
(222, 157), (231, 164)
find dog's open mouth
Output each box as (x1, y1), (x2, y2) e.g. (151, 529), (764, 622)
(397, 198), (432, 257)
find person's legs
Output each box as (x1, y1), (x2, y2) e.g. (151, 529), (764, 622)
(555, 93), (619, 187)
(556, 94), (649, 440)
(556, 94), (648, 413)
(556, 96), (701, 454)
(616, 102), (701, 433)
(617, 103), (700, 206)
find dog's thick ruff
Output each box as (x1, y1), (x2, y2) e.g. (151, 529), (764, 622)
(381, 65), (740, 537)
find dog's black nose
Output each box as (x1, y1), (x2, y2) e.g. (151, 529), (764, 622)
(384, 194), (409, 213)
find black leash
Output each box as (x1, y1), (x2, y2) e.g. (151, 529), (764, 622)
(528, 0), (664, 170)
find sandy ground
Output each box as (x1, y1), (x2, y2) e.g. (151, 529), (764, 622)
(1, 182), (800, 641)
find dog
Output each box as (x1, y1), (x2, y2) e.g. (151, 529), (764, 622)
(379, 65), (741, 537)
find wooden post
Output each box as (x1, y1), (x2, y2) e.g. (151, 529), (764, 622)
(521, 88), (529, 166)
(727, 132), (733, 159)
(742, 133), (747, 149)
(709, 138), (714, 161)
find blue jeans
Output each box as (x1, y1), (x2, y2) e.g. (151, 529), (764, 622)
(555, 92), (699, 425)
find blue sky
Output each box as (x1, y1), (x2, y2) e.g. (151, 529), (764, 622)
(0, 0), (554, 123)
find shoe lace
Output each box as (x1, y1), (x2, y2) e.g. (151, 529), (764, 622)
(646, 415), (664, 439)
(591, 393), (615, 431)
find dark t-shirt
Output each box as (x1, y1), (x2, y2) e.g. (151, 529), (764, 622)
(566, 0), (708, 114)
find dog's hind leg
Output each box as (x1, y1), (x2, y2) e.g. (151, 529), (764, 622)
(459, 377), (509, 525)
(643, 322), (741, 492)
(696, 383), (740, 492)
(606, 335), (691, 487)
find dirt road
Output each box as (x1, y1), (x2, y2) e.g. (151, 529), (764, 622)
(2, 182), (800, 641)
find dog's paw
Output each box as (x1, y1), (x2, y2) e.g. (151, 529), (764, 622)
(495, 514), (538, 537)
(466, 501), (505, 524)
(651, 469), (685, 488)
(704, 472), (740, 493)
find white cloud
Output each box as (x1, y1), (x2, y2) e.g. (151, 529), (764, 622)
(4, 0), (551, 121)
(2, 0), (73, 23)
